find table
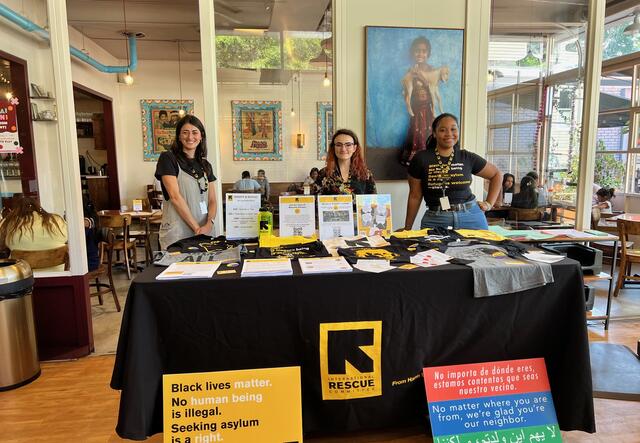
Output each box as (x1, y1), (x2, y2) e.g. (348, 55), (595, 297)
(111, 260), (595, 440)
(518, 232), (619, 330)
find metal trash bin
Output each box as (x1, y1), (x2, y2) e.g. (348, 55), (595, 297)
(0, 259), (40, 390)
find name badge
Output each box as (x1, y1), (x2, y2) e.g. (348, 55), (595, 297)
(199, 200), (208, 215)
(439, 196), (451, 210)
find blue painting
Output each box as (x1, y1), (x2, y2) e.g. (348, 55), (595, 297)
(365, 26), (464, 179)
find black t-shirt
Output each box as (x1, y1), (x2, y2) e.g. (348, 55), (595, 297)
(256, 241), (331, 260)
(155, 150), (216, 200)
(408, 146), (486, 207)
(166, 235), (238, 253)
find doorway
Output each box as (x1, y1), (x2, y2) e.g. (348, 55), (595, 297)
(72, 83), (120, 210)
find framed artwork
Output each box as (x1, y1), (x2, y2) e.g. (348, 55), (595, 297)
(141, 99), (194, 162)
(232, 100), (282, 161)
(316, 102), (333, 161)
(365, 26), (464, 179)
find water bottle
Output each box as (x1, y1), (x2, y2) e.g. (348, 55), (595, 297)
(258, 207), (273, 240)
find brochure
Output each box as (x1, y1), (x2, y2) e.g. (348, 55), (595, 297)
(299, 256), (352, 274)
(241, 258), (293, 277)
(156, 261), (220, 280)
(353, 259), (394, 273)
(355, 194), (393, 237)
(225, 193), (261, 240)
(410, 249), (452, 268)
(279, 196), (316, 237)
(317, 195), (355, 240)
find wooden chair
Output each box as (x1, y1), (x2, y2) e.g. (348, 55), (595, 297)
(11, 245), (69, 271)
(88, 230), (120, 312)
(99, 213), (137, 279)
(129, 199), (153, 265)
(146, 185), (163, 210)
(508, 207), (544, 222)
(614, 218), (640, 297)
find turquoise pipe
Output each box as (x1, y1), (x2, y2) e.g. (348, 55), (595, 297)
(0, 3), (138, 74)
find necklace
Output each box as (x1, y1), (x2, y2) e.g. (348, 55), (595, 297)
(435, 147), (454, 194)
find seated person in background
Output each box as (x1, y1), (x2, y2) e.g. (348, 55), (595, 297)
(254, 169), (270, 202)
(499, 173), (515, 205)
(526, 171), (548, 206)
(83, 196), (100, 272)
(0, 197), (68, 271)
(511, 176), (539, 209)
(303, 167), (320, 194)
(233, 171), (262, 193)
(593, 187), (615, 214)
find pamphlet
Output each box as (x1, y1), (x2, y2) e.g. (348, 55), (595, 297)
(225, 193), (261, 240)
(279, 196), (316, 237)
(156, 261), (220, 280)
(410, 249), (452, 267)
(299, 256), (352, 274)
(355, 194), (393, 237)
(353, 259), (394, 273)
(241, 258), (293, 277)
(317, 195), (355, 240)
(523, 252), (565, 264)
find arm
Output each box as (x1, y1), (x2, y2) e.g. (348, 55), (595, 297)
(475, 162), (502, 211)
(265, 179), (270, 197)
(404, 176), (424, 230)
(161, 175), (201, 233)
(402, 71), (414, 117)
(198, 182), (218, 235)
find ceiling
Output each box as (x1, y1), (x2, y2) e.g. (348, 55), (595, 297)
(66, 0), (330, 61)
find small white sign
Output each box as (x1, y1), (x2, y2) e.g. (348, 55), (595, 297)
(279, 195), (316, 237)
(225, 193), (261, 240)
(317, 195), (355, 240)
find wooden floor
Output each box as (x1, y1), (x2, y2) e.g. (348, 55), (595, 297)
(0, 320), (638, 442)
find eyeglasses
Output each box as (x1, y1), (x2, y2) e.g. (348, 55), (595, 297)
(334, 142), (355, 149)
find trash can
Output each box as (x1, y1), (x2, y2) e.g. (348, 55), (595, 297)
(0, 259), (40, 391)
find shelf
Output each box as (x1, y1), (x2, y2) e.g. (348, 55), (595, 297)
(30, 96), (55, 100)
(32, 118), (57, 122)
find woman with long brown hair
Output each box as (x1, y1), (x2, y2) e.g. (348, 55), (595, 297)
(316, 129), (377, 195)
(0, 196), (67, 271)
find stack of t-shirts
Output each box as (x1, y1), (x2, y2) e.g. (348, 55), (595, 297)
(389, 228), (455, 253)
(445, 243), (554, 298)
(323, 235), (390, 257)
(337, 245), (413, 264)
(256, 234), (331, 259)
(153, 248), (241, 267)
(166, 235), (239, 253)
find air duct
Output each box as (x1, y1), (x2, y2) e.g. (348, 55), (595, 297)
(0, 3), (138, 74)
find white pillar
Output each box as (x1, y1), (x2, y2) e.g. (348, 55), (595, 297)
(46, 0), (87, 274)
(198, 0), (224, 234)
(575, 0), (605, 230)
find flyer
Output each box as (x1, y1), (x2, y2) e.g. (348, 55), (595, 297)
(317, 195), (354, 240)
(355, 194), (392, 237)
(279, 195), (316, 237)
(225, 193), (261, 240)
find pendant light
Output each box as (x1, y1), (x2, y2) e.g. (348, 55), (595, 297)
(122, 0), (134, 85)
(177, 40), (185, 116)
(290, 74), (295, 117)
(322, 9), (331, 87)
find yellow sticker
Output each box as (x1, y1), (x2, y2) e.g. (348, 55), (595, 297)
(217, 269), (237, 275)
(399, 264), (418, 270)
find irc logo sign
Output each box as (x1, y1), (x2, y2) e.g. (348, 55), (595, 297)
(319, 321), (382, 400)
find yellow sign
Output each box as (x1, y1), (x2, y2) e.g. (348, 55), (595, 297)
(132, 199), (143, 212)
(163, 366), (302, 443)
(319, 321), (382, 400)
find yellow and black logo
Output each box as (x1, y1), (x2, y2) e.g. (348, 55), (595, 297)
(353, 248), (398, 260)
(319, 321), (382, 400)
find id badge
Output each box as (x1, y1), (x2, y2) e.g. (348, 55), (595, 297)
(199, 200), (208, 215)
(439, 196), (451, 210)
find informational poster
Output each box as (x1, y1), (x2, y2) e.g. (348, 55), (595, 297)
(225, 193), (261, 240)
(279, 195), (316, 237)
(424, 358), (561, 443)
(317, 195), (354, 240)
(0, 97), (22, 154)
(163, 366), (302, 443)
(356, 194), (392, 237)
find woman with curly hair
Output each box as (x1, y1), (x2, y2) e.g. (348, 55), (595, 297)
(316, 129), (377, 195)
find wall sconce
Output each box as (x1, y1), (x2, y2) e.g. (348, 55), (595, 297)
(296, 133), (305, 149)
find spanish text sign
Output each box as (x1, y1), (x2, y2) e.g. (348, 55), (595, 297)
(424, 358), (561, 443)
(163, 366), (302, 443)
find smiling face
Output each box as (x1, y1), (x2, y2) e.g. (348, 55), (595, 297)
(179, 123), (202, 157)
(412, 42), (430, 64)
(434, 116), (459, 150)
(333, 133), (357, 162)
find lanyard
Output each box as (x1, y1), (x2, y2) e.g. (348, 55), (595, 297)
(435, 150), (454, 196)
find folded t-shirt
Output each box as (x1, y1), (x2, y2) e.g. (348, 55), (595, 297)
(166, 235), (239, 253)
(256, 241), (331, 260)
(338, 246), (413, 264)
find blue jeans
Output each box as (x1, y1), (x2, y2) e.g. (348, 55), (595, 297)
(420, 200), (489, 230)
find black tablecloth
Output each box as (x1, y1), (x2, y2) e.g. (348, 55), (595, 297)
(111, 259), (595, 440)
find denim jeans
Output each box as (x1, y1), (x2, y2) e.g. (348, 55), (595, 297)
(420, 199), (489, 230)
